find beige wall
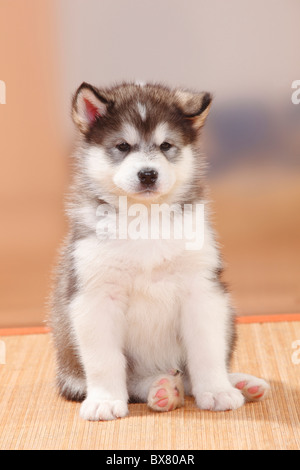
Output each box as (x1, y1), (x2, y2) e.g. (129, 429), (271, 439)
(57, 0), (300, 118)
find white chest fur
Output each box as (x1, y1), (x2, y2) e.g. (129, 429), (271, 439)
(72, 221), (219, 376)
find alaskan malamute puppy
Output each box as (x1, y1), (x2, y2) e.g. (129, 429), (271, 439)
(50, 82), (269, 420)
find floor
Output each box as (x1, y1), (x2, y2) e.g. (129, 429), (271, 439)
(1, 320), (300, 450)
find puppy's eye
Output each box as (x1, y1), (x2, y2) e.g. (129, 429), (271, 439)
(160, 142), (172, 151)
(116, 142), (131, 152)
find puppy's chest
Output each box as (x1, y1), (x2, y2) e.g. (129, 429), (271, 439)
(124, 266), (183, 360)
(75, 236), (189, 309)
(132, 256), (179, 289)
(122, 247), (182, 308)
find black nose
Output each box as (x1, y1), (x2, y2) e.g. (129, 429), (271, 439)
(138, 169), (158, 186)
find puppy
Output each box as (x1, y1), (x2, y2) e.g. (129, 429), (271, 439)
(50, 81), (269, 420)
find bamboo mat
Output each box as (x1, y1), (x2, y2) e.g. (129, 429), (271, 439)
(0, 321), (300, 450)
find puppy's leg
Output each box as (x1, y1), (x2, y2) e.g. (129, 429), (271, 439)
(229, 372), (270, 402)
(147, 369), (185, 412)
(181, 276), (244, 411)
(71, 292), (129, 421)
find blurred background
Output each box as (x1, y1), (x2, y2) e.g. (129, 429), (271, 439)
(0, 0), (299, 327)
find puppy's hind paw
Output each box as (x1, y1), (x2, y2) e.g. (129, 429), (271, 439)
(147, 370), (184, 412)
(230, 373), (270, 402)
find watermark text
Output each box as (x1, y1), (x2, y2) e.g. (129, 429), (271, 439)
(0, 80), (6, 104)
(0, 340), (6, 364)
(96, 197), (205, 251)
(291, 340), (300, 365)
(291, 80), (300, 104)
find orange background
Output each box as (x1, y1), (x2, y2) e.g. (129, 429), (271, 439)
(0, 1), (67, 327)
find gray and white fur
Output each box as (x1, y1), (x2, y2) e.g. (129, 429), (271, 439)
(50, 82), (269, 420)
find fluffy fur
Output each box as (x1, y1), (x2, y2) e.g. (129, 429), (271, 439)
(50, 81), (269, 420)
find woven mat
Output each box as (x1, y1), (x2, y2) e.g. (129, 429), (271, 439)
(0, 322), (300, 450)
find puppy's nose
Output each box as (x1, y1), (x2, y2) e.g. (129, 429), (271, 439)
(138, 169), (158, 186)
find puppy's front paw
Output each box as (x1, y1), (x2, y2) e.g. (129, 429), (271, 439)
(80, 398), (128, 421)
(196, 387), (244, 411)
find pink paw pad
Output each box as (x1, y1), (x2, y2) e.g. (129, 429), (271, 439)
(156, 398), (169, 408)
(247, 385), (265, 399)
(155, 388), (167, 398)
(234, 380), (268, 401)
(235, 381), (246, 390)
(158, 378), (168, 385)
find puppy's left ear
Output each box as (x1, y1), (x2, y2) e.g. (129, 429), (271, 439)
(176, 90), (212, 130)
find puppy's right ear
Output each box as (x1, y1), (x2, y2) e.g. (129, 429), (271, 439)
(72, 82), (111, 133)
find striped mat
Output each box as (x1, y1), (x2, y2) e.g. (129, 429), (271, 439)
(0, 320), (300, 450)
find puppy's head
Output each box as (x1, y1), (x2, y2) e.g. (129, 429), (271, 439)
(72, 82), (212, 204)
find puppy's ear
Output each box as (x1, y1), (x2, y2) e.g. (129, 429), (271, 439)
(72, 82), (111, 132)
(176, 90), (212, 130)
